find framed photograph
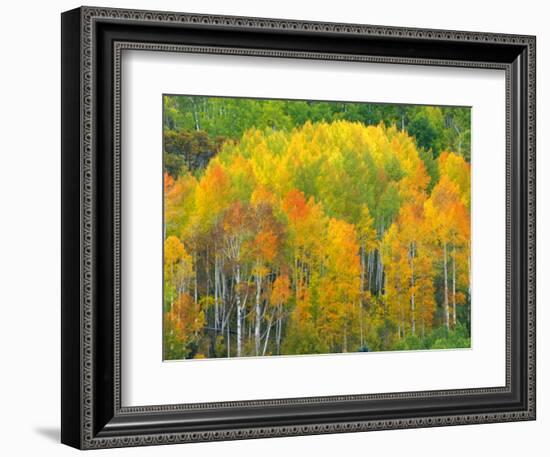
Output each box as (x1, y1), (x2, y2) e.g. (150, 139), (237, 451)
(61, 6), (536, 449)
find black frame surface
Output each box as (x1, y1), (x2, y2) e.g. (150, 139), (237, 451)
(61, 6), (536, 449)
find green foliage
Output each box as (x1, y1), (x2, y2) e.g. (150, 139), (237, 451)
(164, 153), (187, 178)
(164, 128), (227, 176)
(419, 147), (439, 191)
(392, 323), (471, 351)
(408, 114), (440, 154)
(163, 95), (471, 164)
(282, 321), (326, 355)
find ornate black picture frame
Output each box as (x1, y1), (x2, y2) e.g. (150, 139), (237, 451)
(61, 6), (536, 449)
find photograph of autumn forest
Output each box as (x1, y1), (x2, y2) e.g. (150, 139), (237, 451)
(163, 95), (471, 361)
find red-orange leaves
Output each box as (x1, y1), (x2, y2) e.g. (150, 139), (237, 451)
(282, 189), (310, 224)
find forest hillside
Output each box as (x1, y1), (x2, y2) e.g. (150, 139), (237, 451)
(162, 96), (471, 360)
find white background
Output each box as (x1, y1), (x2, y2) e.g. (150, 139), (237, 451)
(0, 0), (546, 456)
(123, 51), (505, 406)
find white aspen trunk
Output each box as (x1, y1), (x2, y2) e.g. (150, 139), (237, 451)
(190, 99), (200, 131)
(276, 304), (282, 355)
(262, 314), (274, 356)
(227, 320), (230, 358)
(453, 123), (463, 155)
(443, 242), (450, 331)
(235, 265), (242, 357)
(254, 271), (262, 356)
(236, 304), (242, 357)
(220, 268), (226, 333)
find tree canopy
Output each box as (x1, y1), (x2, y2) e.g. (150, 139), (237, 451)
(162, 95), (471, 360)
